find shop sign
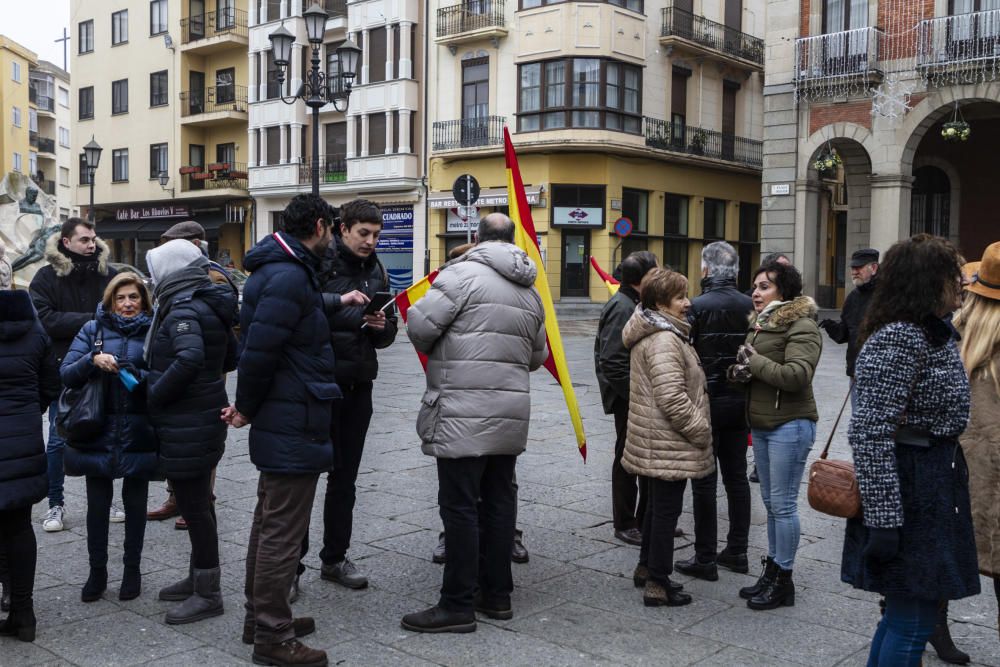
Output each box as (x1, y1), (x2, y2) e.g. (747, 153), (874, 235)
(446, 207), (482, 232)
(115, 205), (192, 221)
(552, 206), (604, 228)
(381, 205), (414, 233)
(429, 189), (540, 209)
(376, 235), (414, 252)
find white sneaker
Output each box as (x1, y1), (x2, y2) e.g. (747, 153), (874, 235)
(109, 505), (126, 523)
(43, 505), (65, 532)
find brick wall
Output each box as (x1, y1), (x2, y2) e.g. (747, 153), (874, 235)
(801, 0), (810, 37)
(808, 99), (873, 135)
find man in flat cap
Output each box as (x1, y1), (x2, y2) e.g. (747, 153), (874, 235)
(819, 248), (879, 399)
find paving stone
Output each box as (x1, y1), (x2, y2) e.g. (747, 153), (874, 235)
(143, 646), (250, 666)
(692, 646), (804, 666)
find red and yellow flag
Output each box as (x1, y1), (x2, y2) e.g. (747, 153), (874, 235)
(504, 127), (588, 461)
(393, 270), (439, 370)
(589, 256), (620, 297)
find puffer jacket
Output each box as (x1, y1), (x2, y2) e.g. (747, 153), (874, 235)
(620, 307), (714, 481)
(60, 306), (157, 480)
(959, 354), (1000, 578)
(0, 290), (59, 511)
(594, 285), (640, 414)
(744, 296), (823, 430)
(407, 241), (547, 459)
(235, 232), (340, 474)
(147, 283), (238, 479)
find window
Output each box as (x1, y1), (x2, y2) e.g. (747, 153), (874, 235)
(823, 0), (868, 33)
(11, 61), (21, 82)
(609, 0), (642, 11)
(325, 121), (347, 157)
(29, 109), (37, 132)
(217, 0), (236, 29)
(79, 154), (92, 185)
(150, 0), (168, 34)
(369, 27), (387, 83)
(671, 67), (690, 148)
(551, 184), (605, 228)
(265, 50), (281, 100)
(216, 142), (235, 164)
(522, 0), (643, 8)
(59, 127), (70, 147)
(79, 86), (94, 119)
(112, 148), (129, 182)
(60, 166), (70, 186)
(112, 10), (129, 45)
(369, 113), (387, 155)
(737, 202), (761, 291)
(150, 143), (168, 178)
(518, 58), (642, 133)
(704, 198), (726, 240)
(150, 70), (168, 106)
(265, 127), (280, 164)
(326, 43), (345, 96)
(621, 188), (648, 233)
(11, 107), (21, 127)
(79, 20), (94, 53)
(58, 87), (69, 107)
(29, 153), (37, 177)
(112, 79), (128, 114)
(663, 193), (690, 273)
(215, 67), (235, 104)
(12, 152), (22, 173)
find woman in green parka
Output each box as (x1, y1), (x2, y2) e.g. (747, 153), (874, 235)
(727, 260), (822, 611)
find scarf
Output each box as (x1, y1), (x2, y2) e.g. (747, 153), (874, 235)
(143, 256), (212, 364)
(111, 310), (151, 337)
(59, 243), (102, 270)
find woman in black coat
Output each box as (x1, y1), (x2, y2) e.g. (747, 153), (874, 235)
(841, 235), (979, 666)
(145, 240), (237, 626)
(60, 273), (157, 604)
(0, 289), (59, 642)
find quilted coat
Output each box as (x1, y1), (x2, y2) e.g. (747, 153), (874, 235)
(620, 307), (714, 482)
(406, 241), (547, 459)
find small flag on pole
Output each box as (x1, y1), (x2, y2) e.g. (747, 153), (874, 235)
(589, 256), (620, 297)
(393, 270), (439, 370)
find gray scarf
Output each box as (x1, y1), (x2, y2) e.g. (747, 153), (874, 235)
(143, 256), (212, 364)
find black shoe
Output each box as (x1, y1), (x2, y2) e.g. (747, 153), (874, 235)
(739, 556), (777, 600)
(400, 605), (476, 633)
(119, 565), (141, 601)
(749, 466), (759, 483)
(674, 556), (719, 582)
(0, 582), (9, 612)
(614, 528), (643, 546)
(0, 607), (36, 642)
(674, 527), (685, 538)
(928, 601), (971, 665)
(474, 594), (513, 621)
(747, 567), (795, 610)
(81, 567), (107, 603)
(511, 530), (529, 564)
(320, 558), (368, 590)
(716, 548), (750, 574)
(643, 580), (692, 607)
(432, 533), (446, 564)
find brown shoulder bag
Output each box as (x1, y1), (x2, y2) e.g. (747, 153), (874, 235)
(807, 385), (862, 519)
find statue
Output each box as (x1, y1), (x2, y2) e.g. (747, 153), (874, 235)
(0, 172), (58, 288)
(18, 186), (43, 215)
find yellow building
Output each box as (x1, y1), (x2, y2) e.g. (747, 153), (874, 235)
(426, 0), (765, 301)
(71, 0), (252, 271)
(0, 35), (38, 180)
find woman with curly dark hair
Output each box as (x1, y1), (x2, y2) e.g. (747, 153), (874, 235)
(841, 234), (979, 666)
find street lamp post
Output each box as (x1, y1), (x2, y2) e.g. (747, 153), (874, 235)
(82, 136), (103, 223)
(269, 4), (361, 195)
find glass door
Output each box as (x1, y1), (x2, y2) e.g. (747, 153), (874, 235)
(190, 0), (205, 39)
(189, 71), (205, 115)
(560, 232), (590, 297)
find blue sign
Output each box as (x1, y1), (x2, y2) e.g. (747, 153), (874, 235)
(613, 217), (633, 238)
(376, 235), (414, 252)
(381, 205), (414, 233)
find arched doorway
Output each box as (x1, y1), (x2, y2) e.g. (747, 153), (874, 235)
(910, 166), (951, 237)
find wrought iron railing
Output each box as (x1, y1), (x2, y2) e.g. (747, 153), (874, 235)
(180, 8), (249, 43)
(37, 137), (56, 154)
(319, 0), (347, 19)
(660, 6), (764, 66)
(37, 180), (56, 195)
(180, 161), (248, 191)
(433, 116), (506, 151)
(298, 155), (348, 184)
(180, 85), (249, 116)
(917, 9), (1000, 69)
(794, 27), (884, 81)
(643, 117), (762, 169)
(437, 0), (505, 38)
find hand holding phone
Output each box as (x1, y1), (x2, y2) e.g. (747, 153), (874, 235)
(363, 291), (393, 315)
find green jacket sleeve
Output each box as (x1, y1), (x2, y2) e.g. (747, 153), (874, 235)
(748, 319), (822, 392)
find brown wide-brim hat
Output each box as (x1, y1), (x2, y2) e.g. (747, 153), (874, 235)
(967, 241), (1000, 301)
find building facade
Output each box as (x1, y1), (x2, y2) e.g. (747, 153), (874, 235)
(762, 0), (1000, 308)
(1, 36), (38, 184)
(426, 0), (765, 301)
(30, 60), (78, 221)
(71, 0), (252, 272)
(248, 0), (425, 290)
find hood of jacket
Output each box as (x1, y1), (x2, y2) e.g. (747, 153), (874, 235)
(43, 233), (112, 279)
(623, 306), (691, 349)
(449, 241), (537, 287)
(244, 232), (323, 288)
(194, 281), (240, 328)
(750, 295), (818, 332)
(700, 274), (738, 293)
(0, 290), (37, 341)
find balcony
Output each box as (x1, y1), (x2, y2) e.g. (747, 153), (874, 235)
(659, 6), (764, 72)
(432, 116), (506, 152)
(319, 0), (347, 19)
(179, 161), (248, 194)
(180, 8), (249, 54)
(794, 27), (884, 89)
(29, 131), (38, 149)
(298, 154), (348, 185)
(37, 137), (56, 156)
(436, 0), (508, 51)
(918, 9), (1000, 74)
(179, 85), (249, 127)
(643, 117), (762, 170)
(35, 180), (56, 195)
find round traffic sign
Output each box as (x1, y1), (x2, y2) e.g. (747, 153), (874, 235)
(452, 174), (481, 206)
(613, 217), (633, 238)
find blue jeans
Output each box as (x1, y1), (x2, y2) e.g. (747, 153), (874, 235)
(751, 419), (816, 570)
(867, 595), (937, 666)
(46, 402), (66, 508)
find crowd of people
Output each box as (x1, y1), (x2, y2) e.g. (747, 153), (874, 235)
(0, 193), (998, 666)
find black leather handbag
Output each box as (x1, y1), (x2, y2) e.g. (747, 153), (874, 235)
(56, 323), (107, 442)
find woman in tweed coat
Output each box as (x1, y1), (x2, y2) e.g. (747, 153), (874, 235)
(842, 235), (979, 667)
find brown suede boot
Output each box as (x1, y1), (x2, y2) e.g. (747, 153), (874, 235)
(252, 638), (327, 667)
(243, 616), (316, 645)
(147, 494), (179, 521)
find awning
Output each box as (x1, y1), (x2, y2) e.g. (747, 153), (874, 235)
(98, 214), (231, 241)
(427, 186), (542, 209)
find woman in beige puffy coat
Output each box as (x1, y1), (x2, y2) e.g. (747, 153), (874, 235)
(622, 268), (714, 607)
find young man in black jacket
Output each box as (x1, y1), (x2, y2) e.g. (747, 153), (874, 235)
(594, 251), (658, 546)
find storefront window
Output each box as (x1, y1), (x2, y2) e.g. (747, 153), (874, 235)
(704, 198), (726, 240)
(551, 184), (605, 228)
(738, 202), (761, 291)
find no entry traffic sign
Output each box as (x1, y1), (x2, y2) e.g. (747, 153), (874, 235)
(613, 217), (633, 238)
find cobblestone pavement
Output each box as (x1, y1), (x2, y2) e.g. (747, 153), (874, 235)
(10, 324), (999, 666)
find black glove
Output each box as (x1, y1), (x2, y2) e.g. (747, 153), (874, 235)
(818, 319), (834, 331)
(863, 527), (900, 564)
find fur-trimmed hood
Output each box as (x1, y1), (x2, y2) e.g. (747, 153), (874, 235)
(43, 233), (112, 278)
(750, 295), (818, 331)
(623, 306), (691, 349)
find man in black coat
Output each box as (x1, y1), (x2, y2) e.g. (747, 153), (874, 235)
(28, 217), (116, 533)
(675, 242), (754, 581)
(820, 248), (879, 389)
(594, 250), (658, 546)
(298, 198), (397, 592)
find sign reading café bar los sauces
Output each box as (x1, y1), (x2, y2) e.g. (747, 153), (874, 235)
(115, 205), (192, 221)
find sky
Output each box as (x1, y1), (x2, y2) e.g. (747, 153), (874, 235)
(1, 0), (73, 72)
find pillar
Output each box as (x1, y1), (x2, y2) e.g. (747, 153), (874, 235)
(361, 114), (369, 156)
(361, 29), (370, 85)
(399, 22), (413, 79)
(868, 174), (914, 255)
(290, 122), (303, 163)
(248, 128), (258, 168)
(347, 115), (356, 158)
(794, 179), (823, 298)
(399, 109), (412, 153)
(279, 123), (288, 164)
(386, 24), (395, 81)
(259, 127), (267, 165)
(290, 44), (303, 98)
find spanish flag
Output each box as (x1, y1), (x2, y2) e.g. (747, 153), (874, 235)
(393, 270), (439, 370)
(590, 256), (620, 297)
(504, 128), (588, 461)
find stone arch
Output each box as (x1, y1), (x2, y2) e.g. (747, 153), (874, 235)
(798, 122), (877, 181)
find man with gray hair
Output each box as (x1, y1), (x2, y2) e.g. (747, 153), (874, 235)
(675, 241), (754, 581)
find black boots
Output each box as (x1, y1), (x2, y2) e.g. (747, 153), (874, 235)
(747, 566), (794, 610)
(0, 606), (36, 642)
(119, 565), (141, 601)
(739, 556), (777, 600)
(81, 567), (107, 603)
(165, 567), (224, 625)
(928, 601), (970, 665)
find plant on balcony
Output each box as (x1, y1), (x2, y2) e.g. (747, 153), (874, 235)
(942, 102), (970, 143)
(690, 129), (708, 155)
(812, 144), (842, 178)
(647, 129), (671, 150)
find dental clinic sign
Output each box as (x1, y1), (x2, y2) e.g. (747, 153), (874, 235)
(552, 206), (604, 229)
(115, 205), (192, 221)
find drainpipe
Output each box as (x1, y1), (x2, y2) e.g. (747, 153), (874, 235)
(422, 0), (431, 276)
